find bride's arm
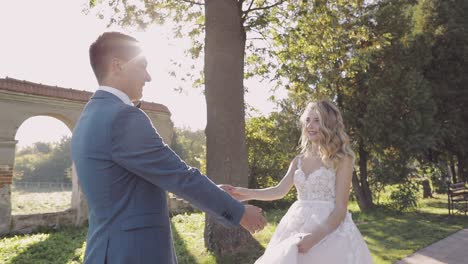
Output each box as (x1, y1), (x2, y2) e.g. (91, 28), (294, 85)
(223, 157), (298, 202)
(297, 156), (354, 253)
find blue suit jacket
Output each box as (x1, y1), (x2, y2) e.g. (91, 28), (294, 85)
(71, 90), (244, 264)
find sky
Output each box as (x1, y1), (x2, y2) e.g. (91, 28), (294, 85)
(0, 0), (286, 147)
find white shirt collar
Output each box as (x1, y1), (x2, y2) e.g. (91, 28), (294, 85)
(97, 86), (133, 106)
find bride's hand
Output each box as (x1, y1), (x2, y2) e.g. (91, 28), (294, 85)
(218, 184), (251, 201)
(297, 233), (320, 254)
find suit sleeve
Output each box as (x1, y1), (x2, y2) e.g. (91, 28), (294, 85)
(111, 106), (244, 227)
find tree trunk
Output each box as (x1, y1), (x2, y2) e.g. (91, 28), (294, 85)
(422, 179), (433, 198)
(203, 0), (252, 256)
(449, 155), (457, 183)
(456, 152), (467, 182)
(352, 143), (373, 211)
(352, 172), (369, 209)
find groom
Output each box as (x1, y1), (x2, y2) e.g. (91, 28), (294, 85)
(71, 32), (266, 264)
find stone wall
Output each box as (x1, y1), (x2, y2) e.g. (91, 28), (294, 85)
(10, 209), (76, 235)
(1, 195), (193, 235)
(0, 165), (13, 188)
(168, 194), (195, 215)
(0, 186), (11, 235)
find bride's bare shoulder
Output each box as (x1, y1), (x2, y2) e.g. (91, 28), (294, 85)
(336, 155), (354, 175)
(291, 154), (304, 165)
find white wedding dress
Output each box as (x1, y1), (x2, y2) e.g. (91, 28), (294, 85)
(255, 158), (374, 264)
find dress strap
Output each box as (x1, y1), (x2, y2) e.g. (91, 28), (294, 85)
(297, 155), (303, 170)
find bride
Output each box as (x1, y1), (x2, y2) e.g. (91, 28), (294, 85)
(222, 100), (373, 263)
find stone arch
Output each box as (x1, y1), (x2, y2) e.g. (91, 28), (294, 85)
(0, 77), (173, 235)
(12, 115), (72, 212)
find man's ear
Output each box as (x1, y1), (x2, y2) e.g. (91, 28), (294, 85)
(110, 57), (123, 73)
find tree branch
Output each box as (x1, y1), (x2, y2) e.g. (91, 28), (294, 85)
(109, 0), (120, 7)
(245, 0), (286, 14)
(246, 37), (267, 40)
(249, 28), (274, 50)
(178, 0), (204, 6)
(241, 0), (255, 21)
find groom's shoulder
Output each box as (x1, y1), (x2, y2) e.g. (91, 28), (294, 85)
(111, 103), (151, 124)
(81, 99), (142, 128)
(88, 96), (133, 113)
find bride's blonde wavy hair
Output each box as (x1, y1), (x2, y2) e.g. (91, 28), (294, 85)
(299, 100), (355, 169)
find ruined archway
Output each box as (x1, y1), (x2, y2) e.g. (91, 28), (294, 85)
(0, 77), (173, 235)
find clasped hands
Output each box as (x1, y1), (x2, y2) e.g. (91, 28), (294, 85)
(218, 184), (266, 234)
(219, 184), (250, 200)
(219, 184), (322, 253)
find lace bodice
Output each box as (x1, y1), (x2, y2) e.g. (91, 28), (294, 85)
(294, 157), (336, 202)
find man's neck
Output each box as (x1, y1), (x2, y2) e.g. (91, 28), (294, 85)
(100, 81), (133, 101)
(98, 85), (134, 106)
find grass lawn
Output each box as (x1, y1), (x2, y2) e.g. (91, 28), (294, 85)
(1, 194), (467, 264)
(11, 188), (71, 215)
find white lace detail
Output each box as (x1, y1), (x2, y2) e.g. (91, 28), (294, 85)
(294, 157), (336, 202)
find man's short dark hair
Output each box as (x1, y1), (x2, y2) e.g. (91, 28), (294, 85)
(89, 32), (141, 84)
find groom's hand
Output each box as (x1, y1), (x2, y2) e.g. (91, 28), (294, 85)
(240, 205), (266, 233)
(218, 184), (235, 193)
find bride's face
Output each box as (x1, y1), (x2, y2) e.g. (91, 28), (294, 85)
(305, 111), (321, 142)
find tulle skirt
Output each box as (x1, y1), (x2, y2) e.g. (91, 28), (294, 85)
(255, 200), (373, 264)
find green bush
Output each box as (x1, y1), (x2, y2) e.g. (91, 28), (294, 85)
(246, 114), (300, 210)
(389, 181), (420, 211)
(170, 128), (206, 174)
(14, 137), (72, 183)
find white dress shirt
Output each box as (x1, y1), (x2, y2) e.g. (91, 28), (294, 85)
(97, 86), (133, 106)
